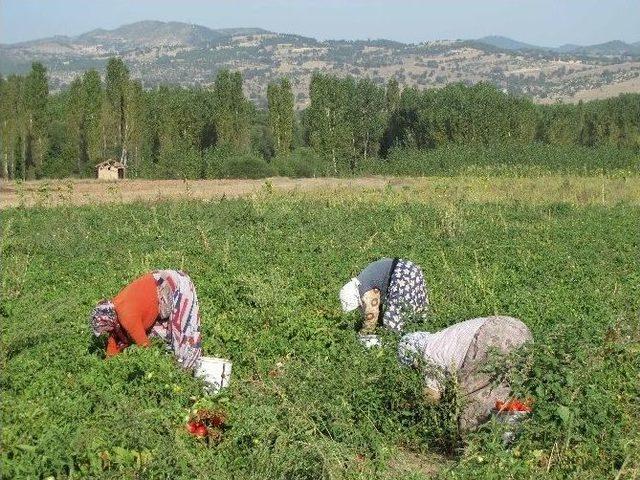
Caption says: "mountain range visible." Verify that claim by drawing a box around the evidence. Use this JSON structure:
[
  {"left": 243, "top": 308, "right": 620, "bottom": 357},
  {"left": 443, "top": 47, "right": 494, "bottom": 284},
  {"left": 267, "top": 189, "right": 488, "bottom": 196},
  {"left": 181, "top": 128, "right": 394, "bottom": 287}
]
[
  {"left": 475, "top": 35, "right": 640, "bottom": 56},
  {"left": 2, "top": 21, "right": 639, "bottom": 106}
]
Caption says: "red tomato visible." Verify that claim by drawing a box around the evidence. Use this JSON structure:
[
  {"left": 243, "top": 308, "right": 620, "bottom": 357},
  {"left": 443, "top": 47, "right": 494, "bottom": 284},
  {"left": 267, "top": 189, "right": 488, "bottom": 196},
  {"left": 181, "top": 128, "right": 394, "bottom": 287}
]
[
  {"left": 186, "top": 421, "right": 199, "bottom": 434},
  {"left": 194, "top": 424, "right": 208, "bottom": 437},
  {"left": 495, "top": 399, "right": 532, "bottom": 413}
]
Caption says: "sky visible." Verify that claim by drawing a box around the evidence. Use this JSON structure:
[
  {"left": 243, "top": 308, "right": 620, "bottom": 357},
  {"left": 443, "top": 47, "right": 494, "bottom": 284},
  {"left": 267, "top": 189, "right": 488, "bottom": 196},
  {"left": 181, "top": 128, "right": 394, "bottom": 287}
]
[{"left": 1, "top": 0, "right": 639, "bottom": 46}]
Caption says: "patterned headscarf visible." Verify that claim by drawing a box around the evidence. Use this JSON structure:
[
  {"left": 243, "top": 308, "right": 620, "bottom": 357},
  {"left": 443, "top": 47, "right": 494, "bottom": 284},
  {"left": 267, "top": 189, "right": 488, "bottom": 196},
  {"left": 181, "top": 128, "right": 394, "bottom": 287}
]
[{"left": 90, "top": 299, "right": 118, "bottom": 336}]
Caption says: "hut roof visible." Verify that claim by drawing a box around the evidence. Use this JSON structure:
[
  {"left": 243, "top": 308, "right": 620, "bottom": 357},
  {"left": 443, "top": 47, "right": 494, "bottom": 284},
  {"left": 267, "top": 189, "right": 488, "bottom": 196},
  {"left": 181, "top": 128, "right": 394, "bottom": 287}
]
[{"left": 95, "top": 160, "right": 126, "bottom": 170}]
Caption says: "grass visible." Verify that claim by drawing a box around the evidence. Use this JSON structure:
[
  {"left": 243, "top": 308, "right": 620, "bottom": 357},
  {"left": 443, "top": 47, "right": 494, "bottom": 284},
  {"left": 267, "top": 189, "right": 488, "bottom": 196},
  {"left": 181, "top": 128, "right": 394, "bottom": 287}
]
[
  {"left": 1, "top": 178, "right": 639, "bottom": 479},
  {"left": 3, "top": 174, "right": 640, "bottom": 209}
]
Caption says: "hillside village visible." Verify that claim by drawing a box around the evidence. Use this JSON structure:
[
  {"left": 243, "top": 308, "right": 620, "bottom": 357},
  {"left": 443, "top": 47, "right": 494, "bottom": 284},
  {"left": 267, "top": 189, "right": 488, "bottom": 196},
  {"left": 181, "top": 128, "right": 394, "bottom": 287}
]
[{"left": 2, "top": 21, "right": 639, "bottom": 107}]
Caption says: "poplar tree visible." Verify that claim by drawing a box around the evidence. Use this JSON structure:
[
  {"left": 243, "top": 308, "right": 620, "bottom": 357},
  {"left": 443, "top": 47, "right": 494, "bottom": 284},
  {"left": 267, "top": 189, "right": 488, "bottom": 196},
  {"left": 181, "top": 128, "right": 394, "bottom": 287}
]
[
  {"left": 8, "top": 75, "right": 27, "bottom": 179},
  {"left": 0, "top": 76, "right": 8, "bottom": 178},
  {"left": 82, "top": 69, "right": 104, "bottom": 166},
  {"left": 105, "top": 58, "right": 130, "bottom": 163},
  {"left": 24, "top": 62, "right": 49, "bottom": 177},
  {"left": 306, "top": 73, "right": 352, "bottom": 173},
  {"left": 213, "top": 70, "right": 250, "bottom": 151},
  {"left": 124, "top": 80, "right": 145, "bottom": 174},
  {"left": 351, "top": 78, "right": 385, "bottom": 165},
  {"left": 267, "top": 78, "right": 294, "bottom": 156},
  {"left": 65, "top": 77, "right": 87, "bottom": 173},
  {"left": 385, "top": 78, "right": 400, "bottom": 114},
  {"left": 151, "top": 86, "right": 207, "bottom": 179},
  {"left": 0, "top": 75, "right": 20, "bottom": 179}
]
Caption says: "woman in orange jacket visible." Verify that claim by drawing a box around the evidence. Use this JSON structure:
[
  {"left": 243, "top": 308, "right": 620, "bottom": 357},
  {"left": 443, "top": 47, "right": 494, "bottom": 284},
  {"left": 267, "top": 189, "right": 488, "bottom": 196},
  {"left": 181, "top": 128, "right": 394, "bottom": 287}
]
[{"left": 90, "top": 269, "right": 202, "bottom": 369}]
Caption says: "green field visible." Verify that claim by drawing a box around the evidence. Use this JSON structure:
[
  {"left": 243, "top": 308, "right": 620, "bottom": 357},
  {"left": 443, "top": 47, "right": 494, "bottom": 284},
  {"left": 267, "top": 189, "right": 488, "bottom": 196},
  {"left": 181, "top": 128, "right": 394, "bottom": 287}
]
[{"left": 1, "top": 179, "right": 639, "bottom": 479}]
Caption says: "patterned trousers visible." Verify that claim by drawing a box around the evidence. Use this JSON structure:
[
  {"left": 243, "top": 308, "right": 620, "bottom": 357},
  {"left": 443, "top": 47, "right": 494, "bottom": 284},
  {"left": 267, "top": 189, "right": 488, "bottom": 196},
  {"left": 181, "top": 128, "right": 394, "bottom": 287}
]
[{"left": 151, "top": 270, "right": 202, "bottom": 370}]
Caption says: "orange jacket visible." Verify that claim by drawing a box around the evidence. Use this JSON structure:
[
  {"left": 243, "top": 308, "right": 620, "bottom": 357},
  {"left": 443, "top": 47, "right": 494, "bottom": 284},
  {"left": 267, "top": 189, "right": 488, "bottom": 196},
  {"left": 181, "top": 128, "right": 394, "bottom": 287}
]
[{"left": 106, "top": 273, "right": 160, "bottom": 357}]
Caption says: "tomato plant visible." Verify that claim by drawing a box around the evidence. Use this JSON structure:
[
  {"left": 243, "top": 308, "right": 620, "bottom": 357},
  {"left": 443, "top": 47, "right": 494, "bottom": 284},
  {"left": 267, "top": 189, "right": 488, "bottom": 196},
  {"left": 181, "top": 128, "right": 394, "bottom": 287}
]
[{"left": 1, "top": 183, "right": 638, "bottom": 478}]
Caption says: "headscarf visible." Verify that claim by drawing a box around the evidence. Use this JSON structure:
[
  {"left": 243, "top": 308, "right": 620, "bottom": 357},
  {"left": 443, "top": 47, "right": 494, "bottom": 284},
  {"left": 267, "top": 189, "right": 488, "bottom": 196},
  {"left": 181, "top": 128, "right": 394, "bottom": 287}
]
[
  {"left": 339, "top": 278, "right": 361, "bottom": 312},
  {"left": 90, "top": 299, "right": 118, "bottom": 336}
]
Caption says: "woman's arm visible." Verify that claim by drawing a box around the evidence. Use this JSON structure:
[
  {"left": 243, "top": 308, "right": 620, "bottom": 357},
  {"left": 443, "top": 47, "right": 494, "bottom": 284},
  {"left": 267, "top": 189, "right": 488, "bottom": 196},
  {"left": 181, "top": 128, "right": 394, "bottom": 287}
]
[
  {"left": 114, "top": 303, "right": 150, "bottom": 348},
  {"left": 105, "top": 325, "right": 130, "bottom": 357},
  {"left": 106, "top": 335, "right": 124, "bottom": 357},
  {"left": 120, "top": 315, "right": 150, "bottom": 347}
]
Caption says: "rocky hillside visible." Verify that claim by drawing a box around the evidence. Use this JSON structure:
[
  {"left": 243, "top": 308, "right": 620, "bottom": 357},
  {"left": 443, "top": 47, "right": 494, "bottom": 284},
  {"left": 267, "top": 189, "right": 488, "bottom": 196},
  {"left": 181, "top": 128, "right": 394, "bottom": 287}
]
[{"left": 2, "top": 20, "right": 639, "bottom": 106}]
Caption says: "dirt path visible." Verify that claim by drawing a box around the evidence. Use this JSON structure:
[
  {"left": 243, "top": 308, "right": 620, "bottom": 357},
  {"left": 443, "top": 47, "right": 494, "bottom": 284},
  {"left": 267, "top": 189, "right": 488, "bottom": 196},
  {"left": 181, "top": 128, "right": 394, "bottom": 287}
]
[
  {"left": 1, "top": 176, "right": 638, "bottom": 209},
  {"left": 0, "top": 177, "right": 400, "bottom": 208}
]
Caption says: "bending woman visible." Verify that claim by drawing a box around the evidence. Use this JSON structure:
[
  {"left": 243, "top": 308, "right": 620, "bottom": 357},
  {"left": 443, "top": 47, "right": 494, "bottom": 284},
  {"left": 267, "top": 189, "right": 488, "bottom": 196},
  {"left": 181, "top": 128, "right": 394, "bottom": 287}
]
[
  {"left": 398, "top": 316, "right": 533, "bottom": 431},
  {"left": 90, "top": 269, "right": 202, "bottom": 370},
  {"left": 339, "top": 257, "right": 428, "bottom": 334}
]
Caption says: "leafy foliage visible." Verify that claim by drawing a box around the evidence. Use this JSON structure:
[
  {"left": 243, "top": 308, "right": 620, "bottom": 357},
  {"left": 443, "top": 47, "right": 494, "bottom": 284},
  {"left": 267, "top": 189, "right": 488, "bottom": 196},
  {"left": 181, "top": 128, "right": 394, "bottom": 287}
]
[
  {"left": 362, "top": 143, "right": 640, "bottom": 176},
  {"left": 2, "top": 60, "right": 638, "bottom": 180},
  {"left": 1, "top": 188, "right": 638, "bottom": 478},
  {"left": 267, "top": 78, "right": 295, "bottom": 157}
]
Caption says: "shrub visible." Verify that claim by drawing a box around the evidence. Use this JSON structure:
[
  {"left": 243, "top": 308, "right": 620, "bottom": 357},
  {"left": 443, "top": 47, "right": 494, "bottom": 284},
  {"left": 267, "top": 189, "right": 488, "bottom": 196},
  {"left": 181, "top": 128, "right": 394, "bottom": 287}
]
[
  {"left": 204, "top": 147, "right": 277, "bottom": 179},
  {"left": 154, "top": 142, "right": 203, "bottom": 179},
  {"left": 271, "top": 148, "right": 329, "bottom": 178}
]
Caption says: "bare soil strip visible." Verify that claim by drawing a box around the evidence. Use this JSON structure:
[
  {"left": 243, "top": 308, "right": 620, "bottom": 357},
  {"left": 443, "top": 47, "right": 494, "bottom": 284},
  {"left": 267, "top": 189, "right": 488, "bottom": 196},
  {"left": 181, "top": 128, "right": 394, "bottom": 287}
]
[{"left": 1, "top": 176, "right": 638, "bottom": 209}]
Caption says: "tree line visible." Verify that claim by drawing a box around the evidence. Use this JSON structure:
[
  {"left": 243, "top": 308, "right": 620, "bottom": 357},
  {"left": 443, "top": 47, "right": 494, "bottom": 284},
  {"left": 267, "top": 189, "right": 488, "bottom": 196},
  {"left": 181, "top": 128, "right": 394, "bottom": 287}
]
[{"left": 1, "top": 59, "right": 638, "bottom": 179}]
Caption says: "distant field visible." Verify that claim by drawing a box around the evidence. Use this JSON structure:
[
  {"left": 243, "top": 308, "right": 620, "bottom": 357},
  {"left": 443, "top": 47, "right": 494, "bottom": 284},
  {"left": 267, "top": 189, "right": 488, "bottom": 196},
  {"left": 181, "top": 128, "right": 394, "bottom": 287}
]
[
  {"left": 2, "top": 175, "right": 640, "bottom": 209},
  {"left": 551, "top": 76, "right": 640, "bottom": 103},
  {"left": 2, "top": 178, "right": 639, "bottom": 478}
]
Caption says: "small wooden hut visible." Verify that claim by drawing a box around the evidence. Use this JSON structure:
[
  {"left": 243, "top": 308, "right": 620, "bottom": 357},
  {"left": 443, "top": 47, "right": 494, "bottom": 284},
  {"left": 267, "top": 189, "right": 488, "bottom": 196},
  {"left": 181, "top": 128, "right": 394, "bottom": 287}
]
[{"left": 96, "top": 160, "right": 126, "bottom": 180}]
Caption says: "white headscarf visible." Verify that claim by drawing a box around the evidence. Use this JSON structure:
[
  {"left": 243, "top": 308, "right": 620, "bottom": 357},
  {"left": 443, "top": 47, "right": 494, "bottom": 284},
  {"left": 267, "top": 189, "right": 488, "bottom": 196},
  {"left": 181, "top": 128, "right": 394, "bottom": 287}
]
[{"left": 339, "top": 278, "right": 361, "bottom": 312}]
